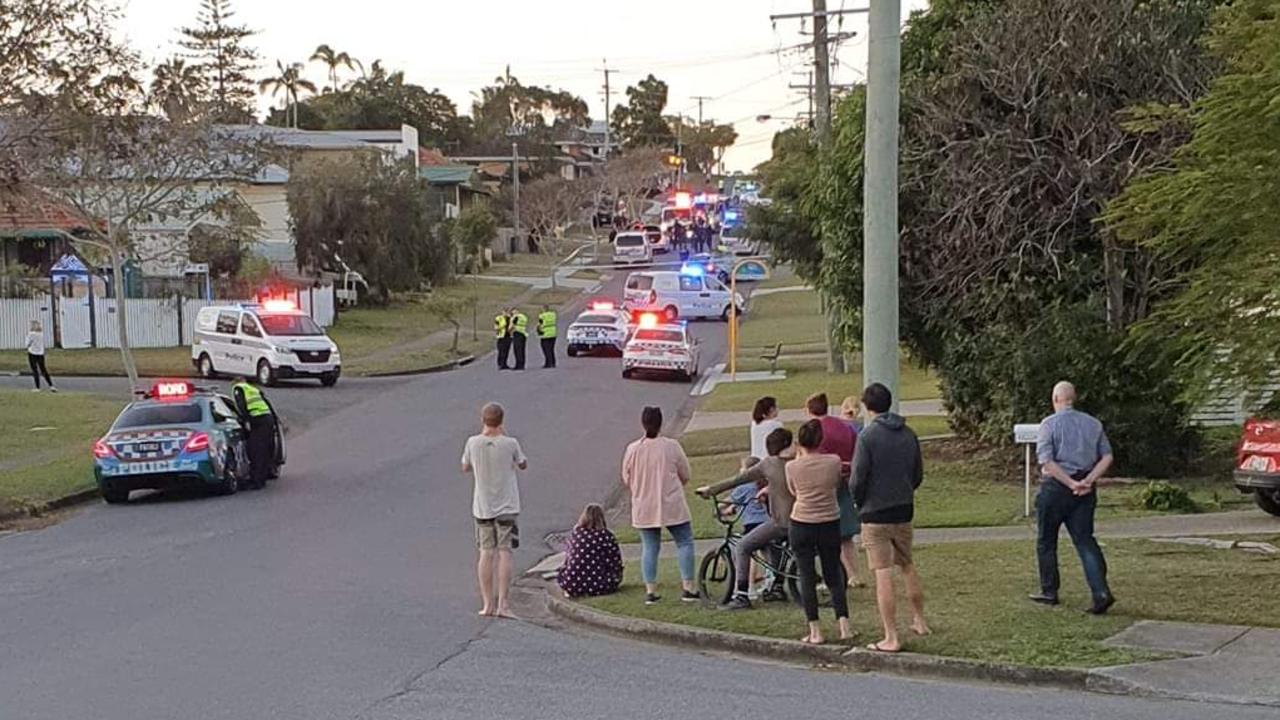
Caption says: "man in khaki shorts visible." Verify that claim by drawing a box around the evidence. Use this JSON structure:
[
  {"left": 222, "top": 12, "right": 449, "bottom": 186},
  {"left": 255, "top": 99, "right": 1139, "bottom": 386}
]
[
  {"left": 851, "top": 383, "right": 929, "bottom": 652},
  {"left": 461, "top": 402, "right": 527, "bottom": 618}
]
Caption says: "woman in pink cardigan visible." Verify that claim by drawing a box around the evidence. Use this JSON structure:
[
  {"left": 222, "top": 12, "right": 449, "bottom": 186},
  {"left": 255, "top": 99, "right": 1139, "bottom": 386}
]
[{"left": 621, "top": 406, "right": 698, "bottom": 605}]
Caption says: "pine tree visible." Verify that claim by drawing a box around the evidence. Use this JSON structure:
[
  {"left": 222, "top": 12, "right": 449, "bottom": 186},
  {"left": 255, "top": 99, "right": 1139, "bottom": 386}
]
[{"left": 179, "top": 0, "right": 259, "bottom": 122}]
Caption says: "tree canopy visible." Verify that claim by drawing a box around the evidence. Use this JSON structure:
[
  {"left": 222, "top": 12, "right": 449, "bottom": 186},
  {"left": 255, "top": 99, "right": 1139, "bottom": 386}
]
[
  {"left": 611, "top": 75, "right": 674, "bottom": 149},
  {"left": 178, "top": 0, "right": 259, "bottom": 123}
]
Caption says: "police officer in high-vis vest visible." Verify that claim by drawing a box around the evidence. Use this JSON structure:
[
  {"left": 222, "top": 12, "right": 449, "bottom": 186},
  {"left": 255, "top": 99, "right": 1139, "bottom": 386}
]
[
  {"left": 495, "top": 309, "right": 512, "bottom": 370},
  {"left": 233, "top": 379, "right": 276, "bottom": 490},
  {"left": 510, "top": 308, "right": 529, "bottom": 370},
  {"left": 537, "top": 304, "right": 558, "bottom": 369}
]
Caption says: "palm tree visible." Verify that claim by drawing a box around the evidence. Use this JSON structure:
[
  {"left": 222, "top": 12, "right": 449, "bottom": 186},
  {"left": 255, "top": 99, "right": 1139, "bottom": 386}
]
[
  {"left": 309, "top": 44, "right": 362, "bottom": 92},
  {"left": 259, "top": 60, "right": 317, "bottom": 128},
  {"left": 150, "top": 57, "right": 206, "bottom": 121}
]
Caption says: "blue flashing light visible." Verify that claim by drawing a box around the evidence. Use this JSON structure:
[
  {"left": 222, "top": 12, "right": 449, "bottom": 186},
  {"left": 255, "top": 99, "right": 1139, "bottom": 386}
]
[{"left": 680, "top": 263, "right": 704, "bottom": 277}]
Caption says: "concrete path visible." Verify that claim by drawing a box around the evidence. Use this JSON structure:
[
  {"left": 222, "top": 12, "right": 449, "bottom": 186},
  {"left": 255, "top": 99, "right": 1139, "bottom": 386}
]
[
  {"left": 482, "top": 273, "right": 602, "bottom": 290},
  {"left": 685, "top": 400, "right": 946, "bottom": 432},
  {"left": 752, "top": 284, "right": 811, "bottom": 297}
]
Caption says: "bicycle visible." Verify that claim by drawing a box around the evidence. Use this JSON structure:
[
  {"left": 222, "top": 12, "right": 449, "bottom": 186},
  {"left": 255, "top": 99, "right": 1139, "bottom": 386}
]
[{"left": 696, "top": 491, "right": 801, "bottom": 605}]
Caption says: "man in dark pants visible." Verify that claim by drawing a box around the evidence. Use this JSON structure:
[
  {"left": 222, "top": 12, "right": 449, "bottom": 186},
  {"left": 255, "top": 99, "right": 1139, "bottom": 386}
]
[
  {"left": 233, "top": 379, "right": 276, "bottom": 490},
  {"left": 536, "top": 304, "right": 557, "bottom": 369},
  {"left": 509, "top": 308, "right": 529, "bottom": 370},
  {"left": 494, "top": 310, "right": 511, "bottom": 370},
  {"left": 1031, "top": 381, "right": 1116, "bottom": 614}
]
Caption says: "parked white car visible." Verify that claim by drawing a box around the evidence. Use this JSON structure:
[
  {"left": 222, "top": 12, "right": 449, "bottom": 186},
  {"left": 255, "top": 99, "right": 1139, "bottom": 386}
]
[
  {"left": 622, "top": 268, "right": 745, "bottom": 322},
  {"left": 192, "top": 302, "right": 341, "bottom": 386},
  {"left": 612, "top": 232, "right": 653, "bottom": 266}
]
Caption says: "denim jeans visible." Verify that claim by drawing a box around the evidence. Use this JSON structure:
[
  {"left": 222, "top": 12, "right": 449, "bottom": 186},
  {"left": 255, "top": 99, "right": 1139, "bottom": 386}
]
[
  {"left": 1036, "top": 481, "right": 1110, "bottom": 602},
  {"left": 638, "top": 521, "right": 695, "bottom": 585}
]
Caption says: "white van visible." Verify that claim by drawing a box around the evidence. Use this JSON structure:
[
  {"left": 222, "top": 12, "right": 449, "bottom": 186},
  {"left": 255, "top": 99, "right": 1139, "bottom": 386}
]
[
  {"left": 623, "top": 270, "right": 746, "bottom": 322},
  {"left": 192, "top": 303, "right": 341, "bottom": 386},
  {"left": 613, "top": 232, "right": 653, "bottom": 266}
]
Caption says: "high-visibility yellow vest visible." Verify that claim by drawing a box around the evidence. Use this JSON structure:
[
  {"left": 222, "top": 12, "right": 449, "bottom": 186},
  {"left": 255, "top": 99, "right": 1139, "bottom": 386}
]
[
  {"left": 494, "top": 314, "right": 508, "bottom": 338},
  {"left": 537, "top": 310, "right": 557, "bottom": 339},
  {"left": 510, "top": 312, "right": 529, "bottom": 336},
  {"left": 235, "top": 382, "right": 270, "bottom": 417}
]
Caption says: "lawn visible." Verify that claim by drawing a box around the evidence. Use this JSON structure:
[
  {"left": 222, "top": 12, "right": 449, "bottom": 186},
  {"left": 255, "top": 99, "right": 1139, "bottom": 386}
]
[
  {"left": 0, "top": 388, "right": 125, "bottom": 512},
  {"left": 739, "top": 289, "right": 828, "bottom": 349},
  {"left": 579, "top": 534, "right": 1280, "bottom": 668},
  {"left": 702, "top": 363, "right": 941, "bottom": 412},
  {"left": 0, "top": 347, "right": 195, "bottom": 377},
  {"left": 485, "top": 242, "right": 592, "bottom": 278}
]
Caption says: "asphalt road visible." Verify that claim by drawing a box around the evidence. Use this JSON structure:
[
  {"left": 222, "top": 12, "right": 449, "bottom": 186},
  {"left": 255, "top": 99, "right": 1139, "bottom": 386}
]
[{"left": 0, "top": 273, "right": 1271, "bottom": 719}]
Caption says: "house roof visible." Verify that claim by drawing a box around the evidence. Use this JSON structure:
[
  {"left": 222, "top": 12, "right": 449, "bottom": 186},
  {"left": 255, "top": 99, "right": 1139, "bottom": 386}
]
[
  {"left": 418, "top": 147, "right": 450, "bottom": 167},
  {"left": 0, "top": 184, "right": 93, "bottom": 237},
  {"left": 217, "top": 124, "right": 377, "bottom": 151},
  {"left": 420, "top": 165, "right": 476, "bottom": 185},
  {"left": 327, "top": 129, "right": 406, "bottom": 143}
]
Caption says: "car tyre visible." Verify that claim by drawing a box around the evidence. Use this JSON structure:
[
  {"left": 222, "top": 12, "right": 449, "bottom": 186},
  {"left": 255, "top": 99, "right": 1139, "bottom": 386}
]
[
  {"left": 101, "top": 485, "right": 129, "bottom": 504},
  {"left": 214, "top": 451, "right": 240, "bottom": 496},
  {"left": 1255, "top": 489, "right": 1280, "bottom": 517},
  {"left": 256, "top": 360, "right": 276, "bottom": 387},
  {"left": 198, "top": 353, "right": 217, "bottom": 379},
  {"left": 320, "top": 371, "right": 339, "bottom": 387},
  {"left": 622, "top": 368, "right": 634, "bottom": 379},
  {"left": 663, "top": 305, "right": 679, "bottom": 322},
  {"left": 567, "top": 346, "right": 578, "bottom": 358}
]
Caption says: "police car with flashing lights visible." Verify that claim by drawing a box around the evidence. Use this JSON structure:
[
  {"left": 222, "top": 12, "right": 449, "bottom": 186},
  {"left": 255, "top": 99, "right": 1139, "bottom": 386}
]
[
  {"left": 623, "top": 266, "right": 746, "bottom": 322},
  {"left": 192, "top": 301, "right": 341, "bottom": 387},
  {"left": 621, "top": 316, "right": 701, "bottom": 382},
  {"left": 566, "top": 301, "right": 633, "bottom": 357},
  {"left": 92, "top": 381, "right": 285, "bottom": 504}
]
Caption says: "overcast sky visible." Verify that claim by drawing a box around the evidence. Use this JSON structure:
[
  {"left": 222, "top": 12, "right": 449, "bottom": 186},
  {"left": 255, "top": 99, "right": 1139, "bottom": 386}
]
[{"left": 119, "top": 0, "right": 928, "bottom": 172}]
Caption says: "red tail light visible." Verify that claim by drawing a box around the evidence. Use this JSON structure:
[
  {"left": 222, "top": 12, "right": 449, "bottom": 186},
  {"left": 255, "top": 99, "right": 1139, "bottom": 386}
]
[
  {"left": 184, "top": 432, "right": 210, "bottom": 453},
  {"left": 93, "top": 439, "right": 115, "bottom": 459}
]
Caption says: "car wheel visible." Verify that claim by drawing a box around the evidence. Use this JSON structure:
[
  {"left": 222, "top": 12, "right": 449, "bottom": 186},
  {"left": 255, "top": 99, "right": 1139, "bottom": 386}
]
[
  {"left": 622, "top": 368, "right": 634, "bottom": 379},
  {"left": 567, "top": 346, "right": 578, "bottom": 358},
  {"left": 214, "top": 451, "right": 239, "bottom": 496},
  {"left": 101, "top": 485, "right": 129, "bottom": 504},
  {"left": 320, "top": 371, "right": 338, "bottom": 387},
  {"left": 1255, "top": 489, "right": 1280, "bottom": 517},
  {"left": 198, "top": 354, "right": 217, "bottom": 379},
  {"left": 256, "top": 360, "right": 276, "bottom": 387},
  {"left": 663, "top": 305, "right": 679, "bottom": 322}
]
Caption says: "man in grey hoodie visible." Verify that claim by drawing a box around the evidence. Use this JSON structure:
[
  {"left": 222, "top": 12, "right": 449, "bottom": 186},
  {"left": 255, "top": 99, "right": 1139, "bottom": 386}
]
[{"left": 852, "top": 382, "right": 929, "bottom": 652}]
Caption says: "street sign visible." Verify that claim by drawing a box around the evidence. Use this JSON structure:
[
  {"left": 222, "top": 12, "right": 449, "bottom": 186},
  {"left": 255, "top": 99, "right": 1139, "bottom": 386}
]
[{"left": 1013, "top": 423, "right": 1041, "bottom": 516}]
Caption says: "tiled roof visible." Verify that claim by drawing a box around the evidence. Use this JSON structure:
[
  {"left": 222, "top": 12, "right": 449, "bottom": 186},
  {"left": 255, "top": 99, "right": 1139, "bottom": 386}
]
[{"left": 0, "top": 184, "right": 94, "bottom": 236}]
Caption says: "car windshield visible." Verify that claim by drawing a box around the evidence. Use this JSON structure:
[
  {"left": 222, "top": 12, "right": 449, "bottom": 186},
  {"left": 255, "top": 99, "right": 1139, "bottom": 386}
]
[
  {"left": 616, "top": 235, "right": 645, "bottom": 247},
  {"left": 576, "top": 314, "right": 616, "bottom": 324},
  {"left": 259, "top": 314, "right": 324, "bottom": 336},
  {"left": 634, "top": 329, "right": 684, "bottom": 343},
  {"left": 114, "top": 403, "right": 202, "bottom": 429}
]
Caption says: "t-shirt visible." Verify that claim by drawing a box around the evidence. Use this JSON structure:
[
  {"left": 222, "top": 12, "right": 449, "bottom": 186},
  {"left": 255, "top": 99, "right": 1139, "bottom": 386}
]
[
  {"left": 786, "top": 453, "right": 843, "bottom": 524},
  {"left": 26, "top": 331, "right": 44, "bottom": 356},
  {"left": 730, "top": 481, "right": 769, "bottom": 526},
  {"left": 461, "top": 433, "right": 526, "bottom": 519},
  {"left": 749, "top": 418, "right": 784, "bottom": 459},
  {"left": 816, "top": 415, "right": 856, "bottom": 464}
]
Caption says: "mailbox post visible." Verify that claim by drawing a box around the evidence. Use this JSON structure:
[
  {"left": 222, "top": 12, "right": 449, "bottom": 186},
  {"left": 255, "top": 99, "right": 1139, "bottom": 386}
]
[{"left": 1013, "top": 423, "right": 1041, "bottom": 517}]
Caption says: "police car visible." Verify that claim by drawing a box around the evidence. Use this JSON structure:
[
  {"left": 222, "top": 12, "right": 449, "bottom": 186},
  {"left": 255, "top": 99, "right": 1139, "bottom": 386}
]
[
  {"left": 566, "top": 301, "right": 633, "bottom": 357},
  {"left": 193, "top": 301, "right": 341, "bottom": 387},
  {"left": 621, "top": 315, "right": 701, "bottom": 382},
  {"left": 92, "top": 381, "right": 285, "bottom": 504}
]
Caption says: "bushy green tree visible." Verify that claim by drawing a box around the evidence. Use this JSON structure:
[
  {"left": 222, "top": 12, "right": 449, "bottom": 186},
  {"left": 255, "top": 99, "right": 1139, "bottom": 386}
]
[
  {"left": 612, "top": 75, "right": 675, "bottom": 149},
  {"left": 451, "top": 203, "right": 498, "bottom": 272}
]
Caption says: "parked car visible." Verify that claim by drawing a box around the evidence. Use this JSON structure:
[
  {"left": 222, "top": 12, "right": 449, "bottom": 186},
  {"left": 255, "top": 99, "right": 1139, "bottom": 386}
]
[
  {"left": 1234, "top": 418, "right": 1280, "bottom": 516},
  {"left": 623, "top": 267, "right": 745, "bottom": 322},
  {"left": 193, "top": 302, "right": 341, "bottom": 386},
  {"left": 612, "top": 232, "right": 653, "bottom": 266}
]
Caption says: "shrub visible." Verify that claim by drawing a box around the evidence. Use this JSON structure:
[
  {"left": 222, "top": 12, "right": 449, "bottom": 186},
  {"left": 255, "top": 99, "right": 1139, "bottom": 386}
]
[{"left": 1134, "top": 481, "right": 1199, "bottom": 514}]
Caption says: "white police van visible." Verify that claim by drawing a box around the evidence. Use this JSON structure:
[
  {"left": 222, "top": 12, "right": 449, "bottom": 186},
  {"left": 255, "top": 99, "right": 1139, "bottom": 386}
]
[
  {"left": 622, "top": 267, "right": 745, "bottom": 322},
  {"left": 192, "top": 302, "right": 341, "bottom": 386}
]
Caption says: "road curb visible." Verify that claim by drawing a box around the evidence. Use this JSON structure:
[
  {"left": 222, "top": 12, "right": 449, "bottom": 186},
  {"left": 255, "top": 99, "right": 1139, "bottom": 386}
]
[
  {"left": 0, "top": 487, "right": 100, "bottom": 525},
  {"left": 364, "top": 355, "right": 476, "bottom": 378},
  {"left": 547, "top": 589, "right": 1096, "bottom": 692}
]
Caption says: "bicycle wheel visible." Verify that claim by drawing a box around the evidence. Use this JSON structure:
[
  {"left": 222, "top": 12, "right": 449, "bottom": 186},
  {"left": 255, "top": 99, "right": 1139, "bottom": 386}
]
[
  {"left": 698, "top": 545, "right": 736, "bottom": 605},
  {"left": 781, "top": 550, "right": 803, "bottom": 606}
]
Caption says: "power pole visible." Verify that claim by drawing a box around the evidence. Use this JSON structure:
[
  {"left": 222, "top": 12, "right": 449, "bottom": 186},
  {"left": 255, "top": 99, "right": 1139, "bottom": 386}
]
[
  {"left": 598, "top": 60, "right": 618, "bottom": 158},
  {"left": 512, "top": 142, "right": 522, "bottom": 253},
  {"left": 690, "top": 95, "right": 712, "bottom": 127},
  {"left": 862, "top": 0, "right": 901, "bottom": 409}
]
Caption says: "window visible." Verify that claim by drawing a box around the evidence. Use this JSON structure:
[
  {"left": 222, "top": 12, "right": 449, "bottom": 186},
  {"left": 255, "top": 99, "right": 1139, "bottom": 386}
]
[
  {"left": 679, "top": 276, "right": 703, "bottom": 292},
  {"left": 259, "top": 314, "right": 324, "bottom": 336},
  {"left": 615, "top": 234, "right": 644, "bottom": 247},
  {"left": 210, "top": 397, "right": 239, "bottom": 423},
  {"left": 196, "top": 310, "right": 218, "bottom": 332},
  {"left": 705, "top": 277, "right": 726, "bottom": 292},
  {"left": 215, "top": 311, "right": 240, "bottom": 335},
  {"left": 634, "top": 329, "right": 684, "bottom": 343},
  {"left": 626, "top": 275, "right": 653, "bottom": 291},
  {"left": 240, "top": 314, "right": 262, "bottom": 338},
  {"left": 114, "top": 403, "right": 202, "bottom": 429},
  {"left": 577, "top": 314, "right": 616, "bottom": 325}
]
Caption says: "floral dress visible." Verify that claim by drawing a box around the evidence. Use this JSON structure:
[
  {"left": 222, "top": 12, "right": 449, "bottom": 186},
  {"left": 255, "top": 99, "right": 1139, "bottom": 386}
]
[{"left": 557, "top": 527, "right": 623, "bottom": 598}]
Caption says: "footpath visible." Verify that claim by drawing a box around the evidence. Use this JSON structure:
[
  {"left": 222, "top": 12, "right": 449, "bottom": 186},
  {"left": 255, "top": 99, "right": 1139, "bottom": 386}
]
[{"left": 527, "top": 509, "right": 1280, "bottom": 708}]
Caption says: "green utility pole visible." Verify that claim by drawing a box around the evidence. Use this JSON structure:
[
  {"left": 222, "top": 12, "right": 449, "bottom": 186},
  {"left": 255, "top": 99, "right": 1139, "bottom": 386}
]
[{"left": 862, "top": 0, "right": 902, "bottom": 410}]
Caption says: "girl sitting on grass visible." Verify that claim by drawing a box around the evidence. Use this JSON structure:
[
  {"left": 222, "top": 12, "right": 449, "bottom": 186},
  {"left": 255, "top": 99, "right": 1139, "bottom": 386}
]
[{"left": 557, "top": 504, "right": 623, "bottom": 598}]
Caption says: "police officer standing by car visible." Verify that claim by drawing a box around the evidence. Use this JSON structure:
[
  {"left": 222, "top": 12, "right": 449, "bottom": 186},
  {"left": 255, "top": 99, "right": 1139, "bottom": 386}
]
[
  {"left": 510, "top": 307, "right": 529, "bottom": 370},
  {"left": 537, "top": 304, "right": 558, "bottom": 369},
  {"left": 233, "top": 378, "right": 276, "bottom": 490},
  {"left": 495, "top": 309, "right": 512, "bottom": 370}
]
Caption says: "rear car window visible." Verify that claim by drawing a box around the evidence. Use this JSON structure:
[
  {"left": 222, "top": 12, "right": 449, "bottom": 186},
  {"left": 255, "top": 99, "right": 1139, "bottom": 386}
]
[
  {"left": 626, "top": 275, "right": 654, "bottom": 291},
  {"left": 616, "top": 234, "right": 645, "bottom": 247},
  {"left": 576, "top": 314, "right": 616, "bottom": 324},
  {"left": 634, "top": 329, "right": 684, "bottom": 343},
  {"left": 114, "top": 403, "right": 203, "bottom": 429},
  {"left": 679, "top": 276, "right": 702, "bottom": 292}
]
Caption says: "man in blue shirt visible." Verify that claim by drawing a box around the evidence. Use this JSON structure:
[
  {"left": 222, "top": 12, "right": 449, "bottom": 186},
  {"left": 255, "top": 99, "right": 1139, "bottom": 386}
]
[{"left": 1031, "top": 381, "right": 1116, "bottom": 614}]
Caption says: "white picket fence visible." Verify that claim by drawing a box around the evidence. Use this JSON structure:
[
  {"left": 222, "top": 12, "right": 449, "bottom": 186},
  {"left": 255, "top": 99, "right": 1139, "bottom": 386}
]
[{"left": 0, "top": 285, "right": 335, "bottom": 350}]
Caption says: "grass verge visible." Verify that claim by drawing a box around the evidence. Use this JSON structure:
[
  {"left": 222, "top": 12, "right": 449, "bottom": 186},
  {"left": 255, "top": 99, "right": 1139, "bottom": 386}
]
[
  {"left": 702, "top": 362, "right": 940, "bottom": 412},
  {"left": 0, "top": 388, "right": 123, "bottom": 512},
  {"left": 0, "top": 347, "right": 195, "bottom": 377},
  {"left": 579, "top": 534, "right": 1280, "bottom": 668}
]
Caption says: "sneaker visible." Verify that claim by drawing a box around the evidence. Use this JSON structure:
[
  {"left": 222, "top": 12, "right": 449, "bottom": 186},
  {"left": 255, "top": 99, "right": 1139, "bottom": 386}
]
[
  {"left": 644, "top": 593, "right": 661, "bottom": 605},
  {"left": 761, "top": 587, "right": 788, "bottom": 603},
  {"left": 49, "top": 386, "right": 58, "bottom": 393},
  {"left": 680, "top": 590, "right": 701, "bottom": 603},
  {"left": 31, "top": 388, "right": 40, "bottom": 392},
  {"left": 1086, "top": 594, "right": 1116, "bottom": 615},
  {"left": 719, "top": 594, "right": 752, "bottom": 611}
]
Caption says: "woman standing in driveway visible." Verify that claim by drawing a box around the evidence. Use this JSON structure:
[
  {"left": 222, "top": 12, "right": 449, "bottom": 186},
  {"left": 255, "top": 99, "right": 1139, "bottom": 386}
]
[{"left": 26, "top": 320, "right": 56, "bottom": 392}]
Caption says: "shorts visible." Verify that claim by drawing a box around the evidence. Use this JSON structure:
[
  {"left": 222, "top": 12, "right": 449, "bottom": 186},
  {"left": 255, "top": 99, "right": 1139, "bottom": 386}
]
[
  {"left": 862, "top": 522, "right": 913, "bottom": 570},
  {"left": 475, "top": 515, "right": 519, "bottom": 550}
]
